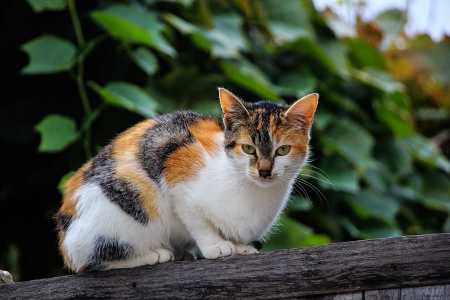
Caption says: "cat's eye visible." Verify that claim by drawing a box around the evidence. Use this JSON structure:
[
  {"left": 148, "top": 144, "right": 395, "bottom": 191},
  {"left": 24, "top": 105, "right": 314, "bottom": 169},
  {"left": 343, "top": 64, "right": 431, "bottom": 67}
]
[
  {"left": 276, "top": 145, "right": 291, "bottom": 156},
  {"left": 242, "top": 144, "right": 256, "bottom": 155}
]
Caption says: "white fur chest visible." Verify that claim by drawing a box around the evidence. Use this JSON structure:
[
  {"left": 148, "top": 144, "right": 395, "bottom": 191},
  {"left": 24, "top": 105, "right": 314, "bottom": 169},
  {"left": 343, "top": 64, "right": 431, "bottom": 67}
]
[{"left": 170, "top": 149, "right": 293, "bottom": 244}]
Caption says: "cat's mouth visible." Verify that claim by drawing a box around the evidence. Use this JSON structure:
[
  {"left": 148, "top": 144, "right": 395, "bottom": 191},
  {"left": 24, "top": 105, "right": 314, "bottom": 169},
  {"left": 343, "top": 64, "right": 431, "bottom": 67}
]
[{"left": 254, "top": 175, "right": 277, "bottom": 186}]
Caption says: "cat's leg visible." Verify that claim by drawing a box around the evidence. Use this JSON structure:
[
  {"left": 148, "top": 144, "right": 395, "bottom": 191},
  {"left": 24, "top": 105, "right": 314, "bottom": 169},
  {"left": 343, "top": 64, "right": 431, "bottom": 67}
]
[
  {"left": 235, "top": 243, "right": 259, "bottom": 255},
  {"left": 105, "top": 247, "right": 175, "bottom": 270},
  {"left": 175, "top": 211, "right": 236, "bottom": 259}
]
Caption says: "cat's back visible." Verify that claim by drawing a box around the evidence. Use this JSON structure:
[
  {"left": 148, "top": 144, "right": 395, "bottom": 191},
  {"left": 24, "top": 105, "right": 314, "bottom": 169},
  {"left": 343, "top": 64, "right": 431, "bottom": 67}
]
[{"left": 62, "top": 110, "right": 224, "bottom": 203}]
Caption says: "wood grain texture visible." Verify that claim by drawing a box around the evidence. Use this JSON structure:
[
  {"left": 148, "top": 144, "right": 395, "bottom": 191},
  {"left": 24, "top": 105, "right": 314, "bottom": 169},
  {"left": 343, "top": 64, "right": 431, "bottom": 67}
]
[
  {"left": 401, "top": 284, "right": 450, "bottom": 299},
  {"left": 300, "top": 292, "right": 362, "bottom": 300},
  {"left": 1, "top": 234, "right": 450, "bottom": 299},
  {"left": 365, "top": 288, "right": 401, "bottom": 300}
]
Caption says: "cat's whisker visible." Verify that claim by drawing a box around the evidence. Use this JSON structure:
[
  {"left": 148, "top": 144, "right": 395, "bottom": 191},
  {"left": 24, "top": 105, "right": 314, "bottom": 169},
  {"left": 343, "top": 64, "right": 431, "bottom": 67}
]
[
  {"left": 292, "top": 184, "right": 313, "bottom": 208},
  {"left": 279, "top": 176, "right": 313, "bottom": 207},
  {"left": 307, "top": 164, "right": 330, "bottom": 178},
  {"left": 300, "top": 173, "right": 336, "bottom": 191},
  {"left": 296, "top": 179, "right": 329, "bottom": 207}
]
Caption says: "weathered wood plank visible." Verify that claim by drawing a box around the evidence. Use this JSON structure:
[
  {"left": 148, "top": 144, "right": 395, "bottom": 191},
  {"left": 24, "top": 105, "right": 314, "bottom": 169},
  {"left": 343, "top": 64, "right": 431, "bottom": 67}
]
[
  {"left": 401, "top": 284, "right": 450, "bottom": 299},
  {"left": 301, "top": 292, "right": 362, "bottom": 300},
  {"left": 1, "top": 234, "right": 450, "bottom": 299},
  {"left": 364, "top": 284, "right": 450, "bottom": 300},
  {"left": 365, "top": 288, "right": 401, "bottom": 300}
]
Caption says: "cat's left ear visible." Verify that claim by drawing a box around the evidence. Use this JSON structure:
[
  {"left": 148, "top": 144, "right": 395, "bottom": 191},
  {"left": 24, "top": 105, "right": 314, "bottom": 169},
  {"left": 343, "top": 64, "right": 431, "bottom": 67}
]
[
  {"left": 219, "top": 88, "right": 250, "bottom": 129},
  {"left": 285, "top": 93, "right": 318, "bottom": 130}
]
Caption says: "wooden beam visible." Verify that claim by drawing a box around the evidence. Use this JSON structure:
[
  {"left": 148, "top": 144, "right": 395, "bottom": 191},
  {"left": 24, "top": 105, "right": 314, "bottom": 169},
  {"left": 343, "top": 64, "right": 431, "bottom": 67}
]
[{"left": 2, "top": 234, "right": 450, "bottom": 299}]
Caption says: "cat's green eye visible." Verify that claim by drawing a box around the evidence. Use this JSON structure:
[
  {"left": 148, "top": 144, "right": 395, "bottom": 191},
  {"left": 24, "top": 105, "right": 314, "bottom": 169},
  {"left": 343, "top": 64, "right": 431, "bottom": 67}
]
[
  {"left": 242, "top": 144, "right": 256, "bottom": 155},
  {"left": 276, "top": 145, "right": 291, "bottom": 156}
]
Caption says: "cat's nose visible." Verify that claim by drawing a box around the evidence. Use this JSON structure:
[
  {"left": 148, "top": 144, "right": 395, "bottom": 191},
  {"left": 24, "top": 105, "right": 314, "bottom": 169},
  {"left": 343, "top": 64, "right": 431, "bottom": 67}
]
[{"left": 259, "top": 170, "right": 271, "bottom": 178}]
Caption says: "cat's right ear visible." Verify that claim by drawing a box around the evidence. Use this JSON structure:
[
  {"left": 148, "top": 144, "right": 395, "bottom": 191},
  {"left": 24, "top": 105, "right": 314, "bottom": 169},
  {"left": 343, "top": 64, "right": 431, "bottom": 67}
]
[{"left": 219, "top": 88, "right": 249, "bottom": 129}]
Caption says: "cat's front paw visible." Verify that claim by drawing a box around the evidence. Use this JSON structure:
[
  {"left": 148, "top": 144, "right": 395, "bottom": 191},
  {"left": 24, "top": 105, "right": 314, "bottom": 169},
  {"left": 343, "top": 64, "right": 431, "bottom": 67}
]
[
  {"left": 141, "top": 248, "right": 175, "bottom": 265},
  {"left": 202, "top": 241, "right": 236, "bottom": 259},
  {"left": 154, "top": 248, "right": 175, "bottom": 263},
  {"left": 235, "top": 244, "right": 259, "bottom": 255}
]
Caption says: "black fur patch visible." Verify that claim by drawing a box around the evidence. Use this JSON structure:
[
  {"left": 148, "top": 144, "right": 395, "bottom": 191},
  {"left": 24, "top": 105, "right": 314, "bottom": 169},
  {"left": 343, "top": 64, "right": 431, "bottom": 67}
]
[
  {"left": 54, "top": 211, "right": 73, "bottom": 232},
  {"left": 249, "top": 240, "right": 263, "bottom": 251},
  {"left": 225, "top": 140, "right": 236, "bottom": 150},
  {"left": 83, "top": 235, "right": 134, "bottom": 272},
  {"left": 139, "top": 111, "right": 220, "bottom": 185},
  {"left": 84, "top": 145, "right": 149, "bottom": 225}
]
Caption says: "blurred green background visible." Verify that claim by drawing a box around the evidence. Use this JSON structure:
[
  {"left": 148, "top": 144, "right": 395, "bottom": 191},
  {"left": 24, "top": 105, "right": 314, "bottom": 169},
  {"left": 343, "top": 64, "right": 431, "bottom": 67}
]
[{"left": 1, "top": 0, "right": 449, "bottom": 281}]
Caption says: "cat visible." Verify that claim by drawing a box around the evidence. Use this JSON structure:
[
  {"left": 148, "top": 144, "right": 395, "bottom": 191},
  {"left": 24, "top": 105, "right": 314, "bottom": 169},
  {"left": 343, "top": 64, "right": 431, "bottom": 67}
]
[{"left": 55, "top": 88, "right": 318, "bottom": 273}]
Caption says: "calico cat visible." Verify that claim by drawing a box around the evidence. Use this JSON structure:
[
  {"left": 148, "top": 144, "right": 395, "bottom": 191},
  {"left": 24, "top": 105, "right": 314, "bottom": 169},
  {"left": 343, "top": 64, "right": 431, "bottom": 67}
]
[{"left": 55, "top": 88, "right": 318, "bottom": 273}]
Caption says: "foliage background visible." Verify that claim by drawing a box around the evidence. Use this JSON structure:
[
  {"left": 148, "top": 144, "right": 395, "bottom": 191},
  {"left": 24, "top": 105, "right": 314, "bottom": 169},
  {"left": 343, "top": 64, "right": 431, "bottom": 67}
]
[{"left": 1, "top": 0, "right": 449, "bottom": 281}]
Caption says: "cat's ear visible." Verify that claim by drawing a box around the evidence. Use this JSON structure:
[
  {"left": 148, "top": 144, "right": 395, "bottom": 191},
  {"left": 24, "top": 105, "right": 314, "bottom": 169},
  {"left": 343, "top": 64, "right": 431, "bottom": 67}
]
[
  {"left": 285, "top": 93, "right": 318, "bottom": 131},
  {"left": 219, "top": 88, "right": 249, "bottom": 129}
]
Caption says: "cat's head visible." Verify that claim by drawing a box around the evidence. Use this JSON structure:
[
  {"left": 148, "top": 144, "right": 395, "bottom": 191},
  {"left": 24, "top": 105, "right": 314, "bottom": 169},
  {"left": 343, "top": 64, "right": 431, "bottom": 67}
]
[{"left": 219, "top": 88, "right": 318, "bottom": 187}]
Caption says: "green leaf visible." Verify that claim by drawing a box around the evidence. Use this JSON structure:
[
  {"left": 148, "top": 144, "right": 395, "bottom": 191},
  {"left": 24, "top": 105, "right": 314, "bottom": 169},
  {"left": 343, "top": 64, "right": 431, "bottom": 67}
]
[
  {"left": 375, "top": 9, "right": 406, "bottom": 50},
  {"left": 293, "top": 38, "right": 338, "bottom": 76},
  {"left": 91, "top": 5, "right": 175, "bottom": 56},
  {"left": 258, "top": 0, "right": 313, "bottom": 42},
  {"left": 353, "top": 68, "right": 403, "bottom": 93},
  {"left": 220, "top": 60, "right": 280, "bottom": 102},
  {"left": 209, "top": 13, "right": 247, "bottom": 58},
  {"left": 165, "top": 14, "right": 212, "bottom": 52},
  {"left": 347, "top": 39, "right": 386, "bottom": 70},
  {"left": 346, "top": 189, "right": 400, "bottom": 222},
  {"left": 340, "top": 217, "right": 402, "bottom": 239},
  {"left": 262, "top": 215, "right": 329, "bottom": 252},
  {"left": 164, "top": 14, "right": 197, "bottom": 34},
  {"left": 276, "top": 70, "right": 316, "bottom": 98},
  {"left": 374, "top": 92, "right": 415, "bottom": 137},
  {"left": 35, "top": 114, "right": 78, "bottom": 152},
  {"left": 361, "top": 225, "right": 402, "bottom": 239},
  {"left": 313, "top": 109, "right": 334, "bottom": 131},
  {"left": 25, "top": 0, "right": 66, "bottom": 13},
  {"left": 403, "top": 135, "right": 450, "bottom": 173},
  {"left": 363, "top": 167, "right": 390, "bottom": 192},
  {"left": 322, "top": 9, "right": 356, "bottom": 38},
  {"left": 89, "top": 81, "right": 160, "bottom": 118},
  {"left": 374, "top": 137, "right": 412, "bottom": 178},
  {"left": 21, "top": 35, "right": 76, "bottom": 74},
  {"left": 419, "top": 171, "right": 450, "bottom": 212},
  {"left": 321, "top": 118, "right": 375, "bottom": 170},
  {"left": 320, "top": 40, "right": 350, "bottom": 77},
  {"left": 165, "top": 13, "right": 245, "bottom": 58},
  {"left": 318, "top": 155, "right": 359, "bottom": 193},
  {"left": 133, "top": 47, "right": 158, "bottom": 75}
]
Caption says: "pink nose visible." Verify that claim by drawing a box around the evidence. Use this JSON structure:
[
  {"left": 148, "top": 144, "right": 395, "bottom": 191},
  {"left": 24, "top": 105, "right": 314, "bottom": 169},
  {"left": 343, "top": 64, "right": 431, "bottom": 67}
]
[{"left": 259, "top": 170, "right": 271, "bottom": 178}]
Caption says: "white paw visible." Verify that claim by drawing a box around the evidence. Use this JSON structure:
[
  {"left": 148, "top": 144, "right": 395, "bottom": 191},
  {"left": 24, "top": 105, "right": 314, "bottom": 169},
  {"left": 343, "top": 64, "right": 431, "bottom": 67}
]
[
  {"left": 202, "top": 241, "right": 236, "bottom": 259},
  {"left": 140, "top": 248, "right": 174, "bottom": 265},
  {"left": 141, "top": 251, "right": 160, "bottom": 265},
  {"left": 154, "top": 248, "right": 175, "bottom": 263},
  {"left": 235, "top": 244, "right": 259, "bottom": 255}
]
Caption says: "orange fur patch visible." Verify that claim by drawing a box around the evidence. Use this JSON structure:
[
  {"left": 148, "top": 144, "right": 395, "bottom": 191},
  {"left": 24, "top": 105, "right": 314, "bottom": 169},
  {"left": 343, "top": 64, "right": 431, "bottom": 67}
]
[
  {"left": 59, "top": 162, "right": 92, "bottom": 271},
  {"left": 61, "top": 162, "right": 91, "bottom": 219},
  {"left": 59, "top": 240, "right": 74, "bottom": 271},
  {"left": 111, "top": 119, "right": 161, "bottom": 221},
  {"left": 282, "top": 127, "right": 309, "bottom": 159},
  {"left": 164, "top": 143, "right": 206, "bottom": 187},
  {"left": 189, "top": 119, "right": 223, "bottom": 155},
  {"left": 113, "top": 119, "right": 155, "bottom": 156}
]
